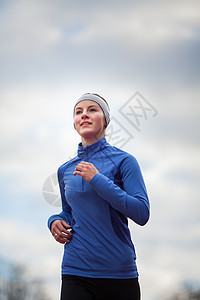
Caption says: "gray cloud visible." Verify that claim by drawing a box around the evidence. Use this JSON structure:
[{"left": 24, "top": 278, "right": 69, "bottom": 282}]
[
  {"left": 0, "top": 0, "right": 199, "bottom": 87},
  {"left": 0, "top": 0, "right": 200, "bottom": 299}
]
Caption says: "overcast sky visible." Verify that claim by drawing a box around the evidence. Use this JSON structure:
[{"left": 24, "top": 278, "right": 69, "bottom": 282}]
[{"left": 0, "top": 0, "right": 200, "bottom": 299}]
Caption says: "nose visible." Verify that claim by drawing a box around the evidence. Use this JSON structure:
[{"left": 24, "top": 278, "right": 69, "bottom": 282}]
[{"left": 81, "top": 110, "right": 89, "bottom": 119}]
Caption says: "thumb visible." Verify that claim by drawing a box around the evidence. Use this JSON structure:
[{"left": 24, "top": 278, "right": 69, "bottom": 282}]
[{"left": 61, "top": 220, "right": 71, "bottom": 229}]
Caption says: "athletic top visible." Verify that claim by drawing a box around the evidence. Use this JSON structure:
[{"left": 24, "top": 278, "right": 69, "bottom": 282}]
[{"left": 48, "top": 137, "right": 150, "bottom": 279}]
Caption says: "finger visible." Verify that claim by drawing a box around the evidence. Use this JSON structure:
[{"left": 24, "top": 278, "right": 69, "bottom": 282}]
[
  {"left": 80, "top": 162, "right": 93, "bottom": 168},
  {"left": 58, "top": 228, "right": 72, "bottom": 239},
  {"left": 74, "top": 165, "right": 90, "bottom": 175},
  {"left": 74, "top": 166, "right": 82, "bottom": 174},
  {"left": 52, "top": 222, "right": 72, "bottom": 238},
  {"left": 55, "top": 235, "right": 69, "bottom": 244},
  {"left": 53, "top": 230, "right": 72, "bottom": 242},
  {"left": 61, "top": 220, "right": 71, "bottom": 229},
  {"left": 79, "top": 162, "right": 96, "bottom": 171},
  {"left": 73, "top": 170, "right": 83, "bottom": 176},
  {"left": 61, "top": 220, "right": 72, "bottom": 236},
  {"left": 62, "top": 231, "right": 72, "bottom": 240},
  {"left": 59, "top": 234, "right": 71, "bottom": 244},
  {"left": 75, "top": 161, "right": 92, "bottom": 169},
  {"left": 54, "top": 230, "right": 72, "bottom": 239},
  {"left": 80, "top": 161, "right": 93, "bottom": 165},
  {"left": 56, "top": 221, "right": 72, "bottom": 235},
  {"left": 79, "top": 161, "right": 89, "bottom": 165},
  {"left": 75, "top": 164, "right": 85, "bottom": 171}
]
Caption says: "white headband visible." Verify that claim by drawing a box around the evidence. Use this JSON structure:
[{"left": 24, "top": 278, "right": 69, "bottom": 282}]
[{"left": 74, "top": 93, "right": 110, "bottom": 126}]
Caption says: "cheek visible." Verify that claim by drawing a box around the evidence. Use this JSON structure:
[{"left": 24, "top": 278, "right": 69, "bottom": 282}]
[
  {"left": 95, "top": 115, "right": 106, "bottom": 128},
  {"left": 74, "top": 116, "right": 79, "bottom": 126},
  {"left": 73, "top": 117, "right": 79, "bottom": 130}
]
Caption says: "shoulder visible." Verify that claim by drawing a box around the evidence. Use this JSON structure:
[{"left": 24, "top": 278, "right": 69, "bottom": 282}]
[
  {"left": 102, "top": 143, "right": 140, "bottom": 174},
  {"left": 104, "top": 143, "right": 138, "bottom": 164},
  {"left": 57, "top": 156, "right": 78, "bottom": 176}
]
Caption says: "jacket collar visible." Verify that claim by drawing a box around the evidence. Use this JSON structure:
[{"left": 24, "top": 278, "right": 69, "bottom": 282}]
[{"left": 77, "top": 137, "right": 108, "bottom": 157}]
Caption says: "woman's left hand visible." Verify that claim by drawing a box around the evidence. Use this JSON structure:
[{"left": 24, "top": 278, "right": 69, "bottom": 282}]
[{"left": 73, "top": 161, "right": 99, "bottom": 182}]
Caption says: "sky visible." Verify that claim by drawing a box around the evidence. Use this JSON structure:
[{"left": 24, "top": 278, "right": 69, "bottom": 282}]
[{"left": 0, "top": 0, "right": 200, "bottom": 299}]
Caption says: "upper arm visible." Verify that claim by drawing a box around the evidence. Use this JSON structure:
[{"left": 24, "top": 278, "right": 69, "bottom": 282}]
[
  {"left": 57, "top": 166, "right": 72, "bottom": 215},
  {"left": 120, "top": 155, "right": 150, "bottom": 210}
]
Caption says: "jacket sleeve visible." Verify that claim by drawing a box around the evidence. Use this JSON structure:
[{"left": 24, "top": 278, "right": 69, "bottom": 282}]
[
  {"left": 90, "top": 155, "right": 150, "bottom": 226},
  {"left": 47, "top": 166, "right": 72, "bottom": 231}
]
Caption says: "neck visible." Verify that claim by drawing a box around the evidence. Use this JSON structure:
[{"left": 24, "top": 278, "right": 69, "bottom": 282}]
[{"left": 81, "top": 134, "right": 105, "bottom": 147}]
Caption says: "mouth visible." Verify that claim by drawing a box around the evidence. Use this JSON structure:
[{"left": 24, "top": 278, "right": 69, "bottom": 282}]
[{"left": 81, "top": 122, "right": 92, "bottom": 126}]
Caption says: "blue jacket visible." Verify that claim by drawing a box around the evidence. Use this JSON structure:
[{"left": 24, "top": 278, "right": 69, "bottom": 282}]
[{"left": 48, "top": 137, "right": 150, "bottom": 278}]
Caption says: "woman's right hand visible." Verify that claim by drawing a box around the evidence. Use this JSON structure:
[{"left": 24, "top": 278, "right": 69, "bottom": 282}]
[{"left": 51, "top": 220, "right": 72, "bottom": 244}]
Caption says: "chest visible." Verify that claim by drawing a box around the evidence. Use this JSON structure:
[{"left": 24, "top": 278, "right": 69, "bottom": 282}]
[{"left": 63, "top": 157, "right": 121, "bottom": 205}]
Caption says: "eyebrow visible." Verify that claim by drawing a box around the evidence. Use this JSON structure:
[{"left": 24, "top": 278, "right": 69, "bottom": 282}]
[{"left": 75, "top": 104, "right": 99, "bottom": 111}]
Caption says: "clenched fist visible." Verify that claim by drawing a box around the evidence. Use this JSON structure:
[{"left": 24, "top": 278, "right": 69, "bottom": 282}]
[{"left": 73, "top": 161, "right": 99, "bottom": 182}]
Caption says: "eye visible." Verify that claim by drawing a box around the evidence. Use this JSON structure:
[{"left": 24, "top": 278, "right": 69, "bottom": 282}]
[
  {"left": 75, "top": 110, "right": 82, "bottom": 115},
  {"left": 90, "top": 108, "right": 97, "bottom": 112}
]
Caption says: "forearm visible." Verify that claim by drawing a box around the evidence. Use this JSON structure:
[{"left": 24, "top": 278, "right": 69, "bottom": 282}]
[
  {"left": 90, "top": 173, "right": 150, "bottom": 226},
  {"left": 47, "top": 211, "right": 72, "bottom": 231}
]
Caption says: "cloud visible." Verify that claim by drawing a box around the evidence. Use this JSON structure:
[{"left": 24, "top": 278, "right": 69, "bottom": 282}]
[
  {"left": 0, "top": 0, "right": 63, "bottom": 55},
  {"left": 129, "top": 139, "right": 200, "bottom": 298},
  {"left": 69, "top": 0, "right": 200, "bottom": 49},
  {"left": 1, "top": 0, "right": 200, "bottom": 56},
  {"left": 0, "top": 1, "right": 200, "bottom": 299},
  {"left": 0, "top": 217, "right": 62, "bottom": 298},
  {"left": 1, "top": 0, "right": 199, "bottom": 92}
]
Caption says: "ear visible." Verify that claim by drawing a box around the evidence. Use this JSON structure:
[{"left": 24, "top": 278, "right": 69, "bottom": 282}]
[{"left": 104, "top": 118, "right": 107, "bottom": 128}]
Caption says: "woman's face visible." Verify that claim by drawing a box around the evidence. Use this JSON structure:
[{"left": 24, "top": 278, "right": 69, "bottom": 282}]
[{"left": 74, "top": 100, "right": 106, "bottom": 142}]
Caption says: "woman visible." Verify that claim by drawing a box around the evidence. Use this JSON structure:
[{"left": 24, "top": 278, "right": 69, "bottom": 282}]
[{"left": 48, "top": 93, "right": 150, "bottom": 300}]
